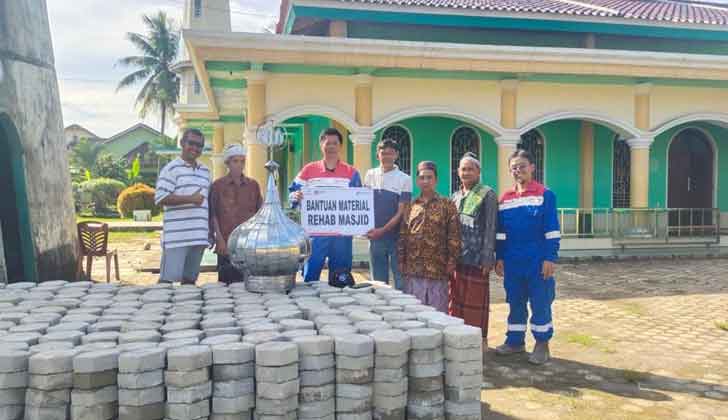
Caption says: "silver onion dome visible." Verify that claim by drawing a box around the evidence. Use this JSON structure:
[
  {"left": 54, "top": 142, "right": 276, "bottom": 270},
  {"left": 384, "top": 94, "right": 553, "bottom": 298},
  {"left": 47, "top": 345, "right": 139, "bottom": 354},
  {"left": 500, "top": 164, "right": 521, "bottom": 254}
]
[{"left": 227, "top": 123, "right": 310, "bottom": 294}]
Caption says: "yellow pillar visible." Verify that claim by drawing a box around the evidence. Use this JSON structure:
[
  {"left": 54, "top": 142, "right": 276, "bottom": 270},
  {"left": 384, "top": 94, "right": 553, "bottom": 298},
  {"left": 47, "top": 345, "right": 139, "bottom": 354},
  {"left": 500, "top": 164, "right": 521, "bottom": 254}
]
[
  {"left": 244, "top": 70, "right": 268, "bottom": 190},
  {"left": 497, "top": 80, "right": 519, "bottom": 195},
  {"left": 353, "top": 74, "right": 373, "bottom": 175},
  {"left": 329, "top": 20, "right": 348, "bottom": 37},
  {"left": 630, "top": 83, "right": 652, "bottom": 208},
  {"left": 212, "top": 122, "right": 225, "bottom": 180},
  {"left": 580, "top": 121, "right": 594, "bottom": 209}
]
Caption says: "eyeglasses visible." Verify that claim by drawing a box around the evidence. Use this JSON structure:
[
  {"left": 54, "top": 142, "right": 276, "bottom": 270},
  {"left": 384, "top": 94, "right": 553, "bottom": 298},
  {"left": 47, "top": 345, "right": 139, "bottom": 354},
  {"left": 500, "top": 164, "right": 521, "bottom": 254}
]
[
  {"left": 510, "top": 163, "right": 530, "bottom": 172},
  {"left": 185, "top": 141, "right": 204, "bottom": 149}
]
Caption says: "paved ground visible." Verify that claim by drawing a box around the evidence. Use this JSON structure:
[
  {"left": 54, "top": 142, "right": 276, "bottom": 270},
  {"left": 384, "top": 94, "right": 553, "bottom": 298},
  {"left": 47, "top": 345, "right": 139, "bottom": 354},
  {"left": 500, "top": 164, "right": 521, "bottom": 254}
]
[{"left": 90, "top": 234, "right": 728, "bottom": 419}]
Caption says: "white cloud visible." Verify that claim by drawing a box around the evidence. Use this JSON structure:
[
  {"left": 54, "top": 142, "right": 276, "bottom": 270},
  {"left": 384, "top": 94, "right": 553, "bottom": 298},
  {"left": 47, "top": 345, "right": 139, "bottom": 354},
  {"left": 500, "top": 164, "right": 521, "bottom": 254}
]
[{"left": 47, "top": 0, "right": 279, "bottom": 138}]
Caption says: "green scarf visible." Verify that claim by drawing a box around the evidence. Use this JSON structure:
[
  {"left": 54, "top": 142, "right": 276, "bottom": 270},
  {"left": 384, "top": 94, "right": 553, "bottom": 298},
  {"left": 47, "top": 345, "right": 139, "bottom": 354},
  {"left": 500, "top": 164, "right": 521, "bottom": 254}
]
[{"left": 459, "top": 183, "right": 490, "bottom": 217}]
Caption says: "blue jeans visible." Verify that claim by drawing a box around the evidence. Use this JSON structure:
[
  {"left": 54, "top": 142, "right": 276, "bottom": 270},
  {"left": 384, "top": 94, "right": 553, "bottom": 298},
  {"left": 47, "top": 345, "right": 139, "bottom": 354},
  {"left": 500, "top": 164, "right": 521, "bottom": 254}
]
[
  {"left": 304, "top": 236, "right": 353, "bottom": 282},
  {"left": 369, "top": 237, "right": 402, "bottom": 290}
]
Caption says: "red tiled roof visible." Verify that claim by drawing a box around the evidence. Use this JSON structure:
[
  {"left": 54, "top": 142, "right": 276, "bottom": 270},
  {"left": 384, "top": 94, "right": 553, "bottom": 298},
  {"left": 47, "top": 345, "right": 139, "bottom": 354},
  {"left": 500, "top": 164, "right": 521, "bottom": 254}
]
[{"left": 328, "top": 0, "right": 728, "bottom": 26}]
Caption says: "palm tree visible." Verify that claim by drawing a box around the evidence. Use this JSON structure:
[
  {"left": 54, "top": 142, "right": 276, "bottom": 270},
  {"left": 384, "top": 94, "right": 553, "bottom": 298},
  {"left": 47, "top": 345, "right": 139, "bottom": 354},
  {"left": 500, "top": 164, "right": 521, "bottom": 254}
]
[
  {"left": 116, "top": 12, "right": 179, "bottom": 140},
  {"left": 70, "top": 137, "right": 100, "bottom": 171}
]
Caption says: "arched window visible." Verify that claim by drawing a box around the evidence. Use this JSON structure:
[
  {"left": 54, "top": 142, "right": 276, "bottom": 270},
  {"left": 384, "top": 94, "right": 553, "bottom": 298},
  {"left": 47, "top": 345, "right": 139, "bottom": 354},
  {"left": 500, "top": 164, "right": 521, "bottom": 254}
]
[
  {"left": 381, "top": 125, "right": 412, "bottom": 176},
  {"left": 612, "top": 137, "right": 631, "bottom": 208},
  {"left": 518, "top": 130, "right": 544, "bottom": 183},
  {"left": 194, "top": 0, "right": 203, "bottom": 17},
  {"left": 450, "top": 126, "right": 480, "bottom": 193}
]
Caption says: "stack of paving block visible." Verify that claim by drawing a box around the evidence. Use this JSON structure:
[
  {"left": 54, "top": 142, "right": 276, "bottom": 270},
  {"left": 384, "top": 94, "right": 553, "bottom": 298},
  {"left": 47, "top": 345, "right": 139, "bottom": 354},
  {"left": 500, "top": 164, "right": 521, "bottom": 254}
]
[
  {"left": 118, "top": 348, "right": 167, "bottom": 420},
  {"left": 334, "top": 334, "right": 375, "bottom": 420},
  {"left": 0, "top": 349, "right": 29, "bottom": 420},
  {"left": 293, "top": 335, "right": 335, "bottom": 420},
  {"left": 255, "top": 341, "right": 300, "bottom": 420},
  {"left": 210, "top": 342, "right": 255, "bottom": 420},
  {"left": 443, "top": 326, "right": 483, "bottom": 420},
  {"left": 26, "top": 349, "right": 77, "bottom": 420},
  {"left": 371, "top": 330, "right": 411, "bottom": 420},
  {"left": 71, "top": 349, "right": 120, "bottom": 420},
  {"left": 406, "top": 328, "right": 446, "bottom": 420},
  {"left": 165, "top": 345, "right": 212, "bottom": 420}
]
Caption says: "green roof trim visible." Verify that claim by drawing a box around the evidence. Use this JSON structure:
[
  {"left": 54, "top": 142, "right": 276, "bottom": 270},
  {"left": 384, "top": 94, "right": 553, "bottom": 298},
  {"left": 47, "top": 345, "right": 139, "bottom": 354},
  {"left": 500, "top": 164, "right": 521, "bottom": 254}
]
[
  {"left": 206, "top": 61, "right": 251, "bottom": 72},
  {"left": 290, "top": 5, "right": 728, "bottom": 42},
  {"left": 220, "top": 115, "right": 245, "bottom": 123},
  {"left": 210, "top": 78, "right": 246, "bottom": 89},
  {"left": 201, "top": 61, "right": 728, "bottom": 88}
]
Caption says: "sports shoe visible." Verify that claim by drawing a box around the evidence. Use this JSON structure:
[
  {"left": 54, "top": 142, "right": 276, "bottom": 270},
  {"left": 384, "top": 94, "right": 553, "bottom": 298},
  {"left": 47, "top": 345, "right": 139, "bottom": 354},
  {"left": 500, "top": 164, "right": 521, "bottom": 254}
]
[{"left": 494, "top": 343, "right": 526, "bottom": 355}]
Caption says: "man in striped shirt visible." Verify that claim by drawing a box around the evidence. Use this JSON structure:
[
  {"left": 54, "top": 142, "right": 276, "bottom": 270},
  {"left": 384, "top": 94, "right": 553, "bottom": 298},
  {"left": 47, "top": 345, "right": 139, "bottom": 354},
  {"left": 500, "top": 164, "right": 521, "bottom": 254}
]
[{"left": 154, "top": 128, "right": 211, "bottom": 285}]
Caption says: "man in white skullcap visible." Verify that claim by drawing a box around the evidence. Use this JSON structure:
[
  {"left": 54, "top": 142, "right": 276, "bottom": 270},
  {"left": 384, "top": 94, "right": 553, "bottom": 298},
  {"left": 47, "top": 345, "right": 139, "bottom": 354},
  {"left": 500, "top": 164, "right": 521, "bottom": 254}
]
[{"left": 209, "top": 143, "right": 263, "bottom": 284}]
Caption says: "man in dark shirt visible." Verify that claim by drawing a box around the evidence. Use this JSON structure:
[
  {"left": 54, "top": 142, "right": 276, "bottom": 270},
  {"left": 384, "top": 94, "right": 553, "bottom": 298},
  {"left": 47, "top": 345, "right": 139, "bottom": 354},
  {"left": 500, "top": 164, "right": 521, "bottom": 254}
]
[{"left": 209, "top": 144, "right": 263, "bottom": 284}]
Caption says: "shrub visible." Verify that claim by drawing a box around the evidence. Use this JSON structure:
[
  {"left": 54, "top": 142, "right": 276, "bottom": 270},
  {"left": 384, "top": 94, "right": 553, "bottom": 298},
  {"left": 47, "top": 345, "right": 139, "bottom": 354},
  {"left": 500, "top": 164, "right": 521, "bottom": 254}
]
[
  {"left": 116, "top": 183, "right": 160, "bottom": 218},
  {"left": 79, "top": 178, "right": 126, "bottom": 214}
]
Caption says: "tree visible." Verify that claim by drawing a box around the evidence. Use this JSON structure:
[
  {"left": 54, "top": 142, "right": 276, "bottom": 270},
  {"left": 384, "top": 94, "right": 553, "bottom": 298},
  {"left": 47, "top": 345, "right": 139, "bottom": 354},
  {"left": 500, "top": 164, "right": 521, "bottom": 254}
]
[
  {"left": 69, "top": 137, "right": 100, "bottom": 171},
  {"left": 116, "top": 12, "right": 179, "bottom": 140},
  {"left": 93, "top": 153, "right": 128, "bottom": 182}
]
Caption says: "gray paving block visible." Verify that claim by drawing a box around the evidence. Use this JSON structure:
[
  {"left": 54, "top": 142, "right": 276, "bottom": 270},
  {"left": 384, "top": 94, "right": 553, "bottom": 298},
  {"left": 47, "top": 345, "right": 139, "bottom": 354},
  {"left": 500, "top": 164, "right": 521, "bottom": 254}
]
[
  {"left": 241, "top": 331, "right": 283, "bottom": 345},
  {"left": 255, "top": 362, "right": 299, "bottom": 383},
  {"left": 0, "top": 350, "right": 28, "bottom": 373},
  {"left": 336, "top": 354, "right": 374, "bottom": 369},
  {"left": 165, "top": 399, "right": 210, "bottom": 420},
  {"left": 27, "top": 372, "right": 73, "bottom": 390},
  {"left": 255, "top": 411, "right": 297, "bottom": 420},
  {"left": 118, "top": 369, "right": 164, "bottom": 389},
  {"left": 211, "top": 394, "right": 255, "bottom": 413},
  {"left": 70, "top": 401, "right": 117, "bottom": 420},
  {"left": 409, "top": 376, "right": 444, "bottom": 392},
  {"left": 87, "top": 321, "right": 123, "bottom": 333},
  {"left": 160, "top": 322, "right": 201, "bottom": 335},
  {"left": 118, "top": 402, "right": 165, "bottom": 420},
  {"left": 211, "top": 342, "right": 254, "bottom": 365},
  {"left": 410, "top": 348, "right": 444, "bottom": 365},
  {"left": 373, "top": 379, "right": 408, "bottom": 396},
  {"left": 445, "top": 400, "right": 481, "bottom": 418},
  {"left": 335, "top": 396, "right": 372, "bottom": 413},
  {"left": 118, "top": 385, "right": 165, "bottom": 406},
  {"left": 116, "top": 341, "right": 158, "bottom": 354},
  {"left": 29, "top": 349, "right": 78, "bottom": 374},
  {"left": 73, "top": 369, "right": 117, "bottom": 389},
  {"left": 212, "top": 362, "right": 254, "bottom": 381},
  {"left": 291, "top": 336, "right": 333, "bottom": 356},
  {"left": 406, "top": 329, "right": 442, "bottom": 350},
  {"left": 71, "top": 385, "right": 118, "bottom": 406},
  {"left": 167, "top": 345, "right": 212, "bottom": 371},
  {"left": 166, "top": 381, "right": 212, "bottom": 404},
  {"left": 118, "top": 330, "right": 161, "bottom": 344},
  {"left": 0, "top": 333, "right": 40, "bottom": 346},
  {"left": 118, "top": 348, "right": 166, "bottom": 373},
  {"left": 73, "top": 349, "right": 120, "bottom": 374},
  {"left": 442, "top": 326, "right": 482, "bottom": 349},
  {"left": 444, "top": 371, "right": 481, "bottom": 388},
  {"left": 374, "top": 367, "right": 408, "bottom": 383},
  {"left": 81, "top": 331, "right": 119, "bottom": 344},
  {"left": 278, "top": 319, "right": 314, "bottom": 331},
  {"left": 297, "top": 398, "right": 334, "bottom": 418},
  {"left": 255, "top": 341, "right": 298, "bottom": 367},
  {"left": 443, "top": 346, "right": 482, "bottom": 363},
  {"left": 73, "top": 342, "right": 117, "bottom": 354},
  {"left": 319, "top": 325, "right": 358, "bottom": 337},
  {"left": 334, "top": 334, "right": 374, "bottom": 357},
  {"left": 0, "top": 388, "right": 25, "bottom": 405},
  {"left": 370, "top": 330, "right": 410, "bottom": 356},
  {"left": 158, "top": 338, "right": 200, "bottom": 350},
  {"left": 200, "top": 334, "right": 240, "bottom": 346},
  {"left": 255, "top": 396, "right": 297, "bottom": 415},
  {"left": 299, "top": 383, "right": 335, "bottom": 403},
  {"left": 25, "top": 387, "right": 70, "bottom": 406},
  {"left": 204, "top": 327, "right": 243, "bottom": 338},
  {"left": 336, "top": 383, "right": 373, "bottom": 399},
  {"left": 28, "top": 342, "right": 75, "bottom": 355},
  {"left": 445, "top": 386, "right": 480, "bottom": 402},
  {"left": 373, "top": 393, "right": 407, "bottom": 410},
  {"left": 300, "top": 354, "right": 335, "bottom": 370},
  {"left": 0, "top": 405, "right": 23, "bottom": 420},
  {"left": 164, "top": 367, "right": 209, "bottom": 388},
  {"left": 256, "top": 378, "right": 299, "bottom": 399},
  {"left": 373, "top": 407, "right": 406, "bottom": 420},
  {"left": 23, "top": 405, "right": 70, "bottom": 420},
  {"left": 120, "top": 321, "right": 162, "bottom": 333},
  {"left": 374, "top": 353, "right": 408, "bottom": 369},
  {"left": 300, "top": 368, "right": 335, "bottom": 387},
  {"left": 336, "top": 367, "right": 374, "bottom": 384},
  {"left": 280, "top": 329, "right": 318, "bottom": 340},
  {"left": 212, "top": 378, "right": 254, "bottom": 398}
]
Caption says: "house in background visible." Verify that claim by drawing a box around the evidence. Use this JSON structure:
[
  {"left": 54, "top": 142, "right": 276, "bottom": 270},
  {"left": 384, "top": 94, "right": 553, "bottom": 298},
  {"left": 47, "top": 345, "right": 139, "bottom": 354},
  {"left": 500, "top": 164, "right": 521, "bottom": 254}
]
[{"left": 65, "top": 122, "right": 181, "bottom": 184}]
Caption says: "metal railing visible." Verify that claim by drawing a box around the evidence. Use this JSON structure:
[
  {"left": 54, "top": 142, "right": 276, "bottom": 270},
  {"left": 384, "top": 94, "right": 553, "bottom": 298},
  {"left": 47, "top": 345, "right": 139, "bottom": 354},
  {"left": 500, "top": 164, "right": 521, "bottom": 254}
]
[{"left": 558, "top": 208, "right": 721, "bottom": 245}]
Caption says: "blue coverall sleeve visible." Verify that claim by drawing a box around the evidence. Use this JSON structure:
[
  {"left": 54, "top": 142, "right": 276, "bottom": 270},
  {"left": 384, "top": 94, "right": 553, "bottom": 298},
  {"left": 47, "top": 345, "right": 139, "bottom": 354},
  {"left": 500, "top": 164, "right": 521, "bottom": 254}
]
[
  {"left": 349, "top": 171, "right": 362, "bottom": 188},
  {"left": 495, "top": 207, "right": 506, "bottom": 261},
  {"left": 288, "top": 176, "right": 305, "bottom": 209},
  {"left": 542, "top": 190, "right": 561, "bottom": 262}
]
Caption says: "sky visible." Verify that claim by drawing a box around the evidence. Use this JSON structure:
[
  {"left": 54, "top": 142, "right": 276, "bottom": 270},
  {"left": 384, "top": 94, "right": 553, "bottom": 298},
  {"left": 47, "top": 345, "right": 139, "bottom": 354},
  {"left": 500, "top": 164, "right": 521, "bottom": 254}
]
[{"left": 47, "top": 0, "right": 280, "bottom": 138}]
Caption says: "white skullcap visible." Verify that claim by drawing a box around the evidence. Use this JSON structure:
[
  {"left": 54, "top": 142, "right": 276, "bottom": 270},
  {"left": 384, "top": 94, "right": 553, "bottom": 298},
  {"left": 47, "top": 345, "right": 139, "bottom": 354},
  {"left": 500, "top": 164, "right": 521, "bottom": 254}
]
[
  {"left": 460, "top": 152, "right": 481, "bottom": 169},
  {"left": 223, "top": 144, "right": 246, "bottom": 162}
]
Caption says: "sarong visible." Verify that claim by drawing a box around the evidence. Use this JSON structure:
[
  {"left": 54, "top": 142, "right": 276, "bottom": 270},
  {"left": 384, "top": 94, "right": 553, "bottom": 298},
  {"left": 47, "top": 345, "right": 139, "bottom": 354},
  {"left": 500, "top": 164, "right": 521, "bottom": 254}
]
[
  {"left": 404, "top": 275, "right": 448, "bottom": 313},
  {"left": 449, "top": 264, "right": 490, "bottom": 337}
]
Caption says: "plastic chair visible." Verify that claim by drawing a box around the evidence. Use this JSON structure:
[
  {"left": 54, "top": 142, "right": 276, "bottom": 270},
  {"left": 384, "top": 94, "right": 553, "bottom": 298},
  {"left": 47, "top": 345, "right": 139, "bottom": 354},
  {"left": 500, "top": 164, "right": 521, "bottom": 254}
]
[{"left": 77, "top": 221, "right": 119, "bottom": 282}]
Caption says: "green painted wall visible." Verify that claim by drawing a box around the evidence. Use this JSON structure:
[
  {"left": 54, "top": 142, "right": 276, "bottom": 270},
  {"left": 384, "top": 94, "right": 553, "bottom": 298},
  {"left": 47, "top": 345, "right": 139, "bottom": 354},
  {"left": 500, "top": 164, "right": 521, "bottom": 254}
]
[
  {"left": 538, "top": 120, "right": 582, "bottom": 208},
  {"left": 371, "top": 117, "right": 498, "bottom": 197},
  {"left": 593, "top": 125, "right": 616, "bottom": 209},
  {"left": 650, "top": 122, "right": 728, "bottom": 211},
  {"left": 100, "top": 127, "right": 167, "bottom": 159}
]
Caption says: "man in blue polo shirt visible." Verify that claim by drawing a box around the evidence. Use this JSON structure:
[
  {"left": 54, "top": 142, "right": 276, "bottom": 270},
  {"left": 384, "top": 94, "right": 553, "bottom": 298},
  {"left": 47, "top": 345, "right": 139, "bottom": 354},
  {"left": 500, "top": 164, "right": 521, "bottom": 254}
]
[{"left": 364, "top": 139, "right": 412, "bottom": 290}]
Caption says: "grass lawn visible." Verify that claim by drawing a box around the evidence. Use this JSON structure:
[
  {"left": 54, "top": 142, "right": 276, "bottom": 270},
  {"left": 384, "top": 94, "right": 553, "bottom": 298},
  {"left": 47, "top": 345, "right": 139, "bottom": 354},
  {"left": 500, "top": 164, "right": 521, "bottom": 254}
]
[
  {"left": 77, "top": 214, "right": 163, "bottom": 223},
  {"left": 108, "top": 231, "right": 160, "bottom": 242}
]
